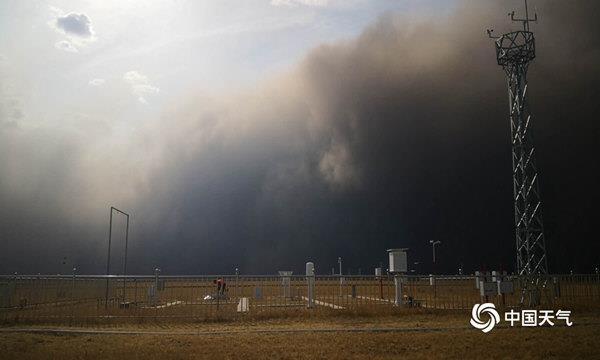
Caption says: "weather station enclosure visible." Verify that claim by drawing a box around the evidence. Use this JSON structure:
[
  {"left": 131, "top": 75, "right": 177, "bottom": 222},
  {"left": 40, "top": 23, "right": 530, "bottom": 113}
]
[
  {"left": 388, "top": 249, "right": 408, "bottom": 273},
  {"left": 278, "top": 271, "right": 293, "bottom": 298},
  {"left": 388, "top": 248, "right": 408, "bottom": 306},
  {"left": 305, "top": 262, "right": 315, "bottom": 308}
]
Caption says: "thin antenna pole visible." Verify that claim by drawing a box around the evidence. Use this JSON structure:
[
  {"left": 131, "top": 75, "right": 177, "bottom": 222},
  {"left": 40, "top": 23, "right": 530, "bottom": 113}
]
[
  {"left": 524, "top": 0, "right": 530, "bottom": 31},
  {"left": 509, "top": 0, "right": 537, "bottom": 32}
]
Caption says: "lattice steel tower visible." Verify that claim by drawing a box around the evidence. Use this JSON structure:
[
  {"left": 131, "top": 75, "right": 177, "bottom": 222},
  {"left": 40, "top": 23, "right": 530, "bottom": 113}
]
[{"left": 487, "top": 0, "right": 549, "bottom": 279}]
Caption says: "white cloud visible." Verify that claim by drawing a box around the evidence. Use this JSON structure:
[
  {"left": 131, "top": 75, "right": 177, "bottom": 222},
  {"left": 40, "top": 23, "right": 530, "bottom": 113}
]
[
  {"left": 123, "top": 71, "right": 160, "bottom": 104},
  {"left": 54, "top": 12, "right": 94, "bottom": 38},
  {"left": 54, "top": 40, "right": 78, "bottom": 53},
  {"left": 50, "top": 8, "right": 96, "bottom": 53},
  {"left": 88, "top": 78, "right": 106, "bottom": 86}
]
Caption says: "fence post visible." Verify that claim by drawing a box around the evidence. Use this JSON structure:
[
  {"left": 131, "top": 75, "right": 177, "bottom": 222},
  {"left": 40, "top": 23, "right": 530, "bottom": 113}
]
[
  {"left": 432, "top": 275, "right": 437, "bottom": 309},
  {"left": 70, "top": 267, "right": 76, "bottom": 325},
  {"left": 306, "top": 262, "right": 315, "bottom": 308},
  {"left": 235, "top": 268, "right": 239, "bottom": 299}
]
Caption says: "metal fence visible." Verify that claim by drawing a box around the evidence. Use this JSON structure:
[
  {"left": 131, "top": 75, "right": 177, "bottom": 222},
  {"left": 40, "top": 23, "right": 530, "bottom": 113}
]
[{"left": 1, "top": 273, "right": 599, "bottom": 324}]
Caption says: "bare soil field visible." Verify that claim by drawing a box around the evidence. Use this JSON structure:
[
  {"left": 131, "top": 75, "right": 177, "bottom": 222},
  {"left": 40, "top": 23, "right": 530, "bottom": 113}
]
[{"left": 2, "top": 310, "right": 599, "bottom": 359}]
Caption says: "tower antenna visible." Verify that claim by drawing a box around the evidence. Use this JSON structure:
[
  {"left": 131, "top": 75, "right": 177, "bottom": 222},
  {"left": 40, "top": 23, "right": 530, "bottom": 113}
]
[
  {"left": 509, "top": 0, "right": 538, "bottom": 32},
  {"left": 487, "top": 1, "right": 547, "bottom": 306}
]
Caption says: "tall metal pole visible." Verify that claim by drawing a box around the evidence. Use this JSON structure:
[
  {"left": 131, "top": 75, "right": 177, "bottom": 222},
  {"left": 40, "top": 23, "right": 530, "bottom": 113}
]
[
  {"left": 122, "top": 213, "right": 129, "bottom": 302},
  {"left": 105, "top": 208, "right": 113, "bottom": 309},
  {"left": 104, "top": 206, "right": 131, "bottom": 309},
  {"left": 524, "top": 0, "right": 530, "bottom": 31},
  {"left": 429, "top": 240, "right": 441, "bottom": 270}
]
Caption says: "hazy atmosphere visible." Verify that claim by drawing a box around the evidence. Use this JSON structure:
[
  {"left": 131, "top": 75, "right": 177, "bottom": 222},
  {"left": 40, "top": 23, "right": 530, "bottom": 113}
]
[{"left": 1, "top": 0, "right": 598, "bottom": 275}]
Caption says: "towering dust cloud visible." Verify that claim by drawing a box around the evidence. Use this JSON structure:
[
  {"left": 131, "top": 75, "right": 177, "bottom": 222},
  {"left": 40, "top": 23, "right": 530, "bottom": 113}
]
[{"left": 1, "top": 1, "right": 599, "bottom": 274}]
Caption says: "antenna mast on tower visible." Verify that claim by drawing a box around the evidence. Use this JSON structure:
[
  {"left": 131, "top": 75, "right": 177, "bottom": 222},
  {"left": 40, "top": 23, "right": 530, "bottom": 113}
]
[{"left": 487, "top": 1, "right": 548, "bottom": 304}]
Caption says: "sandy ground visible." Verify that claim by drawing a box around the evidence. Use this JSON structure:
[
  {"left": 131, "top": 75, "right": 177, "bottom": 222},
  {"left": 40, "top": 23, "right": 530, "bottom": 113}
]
[{"left": 1, "top": 312, "right": 599, "bottom": 359}]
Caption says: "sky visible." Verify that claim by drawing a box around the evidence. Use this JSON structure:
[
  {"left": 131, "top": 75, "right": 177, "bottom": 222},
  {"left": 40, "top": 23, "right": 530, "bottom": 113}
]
[{"left": 0, "top": 0, "right": 598, "bottom": 276}]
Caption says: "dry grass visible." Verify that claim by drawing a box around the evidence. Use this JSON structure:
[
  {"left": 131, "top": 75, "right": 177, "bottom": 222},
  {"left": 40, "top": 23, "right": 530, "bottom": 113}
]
[
  {"left": 1, "top": 311, "right": 600, "bottom": 359},
  {"left": 2, "top": 276, "right": 599, "bottom": 358}
]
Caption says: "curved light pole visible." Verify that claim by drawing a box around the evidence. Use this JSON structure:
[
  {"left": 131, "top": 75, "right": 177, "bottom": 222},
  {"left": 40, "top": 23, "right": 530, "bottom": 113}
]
[
  {"left": 430, "top": 240, "right": 441, "bottom": 273},
  {"left": 105, "top": 206, "right": 130, "bottom": 309}
]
